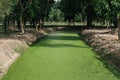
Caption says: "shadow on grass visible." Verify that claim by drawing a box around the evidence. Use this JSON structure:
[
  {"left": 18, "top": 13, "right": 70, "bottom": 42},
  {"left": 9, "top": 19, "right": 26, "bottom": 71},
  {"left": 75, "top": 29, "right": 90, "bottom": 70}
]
[
  {"left": 32, "top": 33, "right": 87, "bottom": 48},
  {"left": 38, "top": 43, "right": 89, "bottom": 48},
  {"left": 32, "top": 37, "right": 89, "bottom": 48},
  {"left": 47, "top": 35, "right": 80, "bottom": 40},
  {"left": 96, "top": 56, "right": 120, "bottom": 79}
]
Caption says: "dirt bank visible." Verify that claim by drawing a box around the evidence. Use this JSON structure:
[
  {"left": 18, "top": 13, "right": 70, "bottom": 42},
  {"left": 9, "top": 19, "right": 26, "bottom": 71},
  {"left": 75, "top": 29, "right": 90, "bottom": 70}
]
[
  {"left": 0, "top": 28, "right": 53, "bottom": 78},
  {"left": 80, "top": 29, "right": 120, "bottom": 70}
]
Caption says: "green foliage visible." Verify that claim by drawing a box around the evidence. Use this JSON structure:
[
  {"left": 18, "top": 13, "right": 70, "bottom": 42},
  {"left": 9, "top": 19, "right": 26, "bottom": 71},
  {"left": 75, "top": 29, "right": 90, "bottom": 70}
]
[
  {"left": 74, "top": 13, "right": 82, "bottom": 22},
  {"left": 94, "top": 0, "right": 110, "bottom": 18},
  {"left": 60, "top": 0, "right": 81, "bottom": 21},
  {"left": 0, "top": 0, "right": 17, "bottom": 19},
  {"left": 48, "top": 7, "right": 64, "bottom": 22},
  {"left": 93, "top": 0, "right": 120, "bottom": 21}
]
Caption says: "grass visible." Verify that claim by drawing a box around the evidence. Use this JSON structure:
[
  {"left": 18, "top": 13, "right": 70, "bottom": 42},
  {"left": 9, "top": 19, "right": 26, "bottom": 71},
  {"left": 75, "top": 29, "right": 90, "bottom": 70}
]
[
  {"left": 44, "top": 22, "right": 114, "bottom": 27},
  {"left": 1, "top": 31, "right": 120, "bottom": 80},
  {"left": 44, "top": 22, "right": 84, "bottom": 26}
]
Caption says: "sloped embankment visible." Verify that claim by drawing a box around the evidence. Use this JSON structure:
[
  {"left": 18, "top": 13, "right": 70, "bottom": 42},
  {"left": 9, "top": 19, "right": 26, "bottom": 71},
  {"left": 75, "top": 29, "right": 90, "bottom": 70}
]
[
  {"left": 80, "top": 29, "right": 120, "bottom": 70},
  {"left": 0, "top": 28, "right": 53, "bottom": 78}
]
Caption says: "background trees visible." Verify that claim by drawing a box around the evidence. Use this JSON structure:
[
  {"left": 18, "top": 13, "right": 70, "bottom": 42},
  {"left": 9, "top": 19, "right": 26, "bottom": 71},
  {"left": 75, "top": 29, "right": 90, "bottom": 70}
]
[
  {"left": 0, "top": 0, "right": 17, "bottom": 18},
  {"left": 48, "top": 1, "right": 64, "bottom": 22},
  {"left": 0, "top": 0, "right": 120, "bottom": 39},
  {"left": 0, "top": 0, "right": 54, "bottom": 33},
  {"left": 0, "top": 0, "right": 17, "bottom": 32},
  {"left": 60, "top": 0, "right": 81, "bottom": 23},
  {"left": 59, "top": 0, "right": 120, "bottom": 28}
]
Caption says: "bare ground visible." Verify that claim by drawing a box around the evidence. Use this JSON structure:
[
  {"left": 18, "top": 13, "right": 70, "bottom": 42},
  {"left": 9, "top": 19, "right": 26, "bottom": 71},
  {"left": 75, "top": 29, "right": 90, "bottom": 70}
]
[
  {"left": 0, "top": 28, "right": 53, "bottom": 78},
  {"left": 80, "top": 29, "right": 120, "bottom": 70}
]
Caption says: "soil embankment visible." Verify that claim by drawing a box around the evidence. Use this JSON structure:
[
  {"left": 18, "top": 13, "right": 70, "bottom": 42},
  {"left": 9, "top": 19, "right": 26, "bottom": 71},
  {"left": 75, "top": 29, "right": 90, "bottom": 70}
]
[
  {"left": 80, "top": 29, "right": 120, "bottom": 70},
  {"left": 0, "top": 28, "right": 53, "bottom": 78}
]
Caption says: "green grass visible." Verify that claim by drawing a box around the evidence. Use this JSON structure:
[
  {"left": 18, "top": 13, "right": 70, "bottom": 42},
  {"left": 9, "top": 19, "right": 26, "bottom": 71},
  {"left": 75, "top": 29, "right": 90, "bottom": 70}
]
[
  {"left": 44, "top": 22, "right": 84, "bottom": 26},
  {"left": 1, "top": 31, "right": 120, "bottom": 80}
]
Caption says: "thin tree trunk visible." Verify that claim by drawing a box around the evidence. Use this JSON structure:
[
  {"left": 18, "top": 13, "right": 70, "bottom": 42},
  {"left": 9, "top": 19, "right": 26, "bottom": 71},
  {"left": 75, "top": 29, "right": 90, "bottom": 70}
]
[
  {"left": 87, "top": 16, "right": 92, "bottom": 28},
  {"left": 106, "top": 21, "right": 109, "bottom": 29},
  {"left": 32, "top": 21, "right": 35, "bottom": 28},
  {"left": 35, "top": 22, "right": 39, "bottom": 31},
  {"left": 38, "top": 19, "right": 42, "bottom": 30},
  {"left": 10, "top": 14, "right": 15, "bottom": 26},
  {"left": 20, "top": 15, "right": 24, "bottom": 33},
  {"left": 17, "top": 19, "right": 20, "bottom": 29},
  {"left": 41, "top": 17, "right": 45, "bottom": 29},
  {"left": 23, "top": 19, "right": 27, "bottom": 28},
  {"left": 4, "top": 20, "right": 7, "bottom": 32},
  {"left": 30, "top": 21, "right": 32, "bottom": 28},
  {"left": 118, "top": 19, "right": 120, "bottom": 40},
  {"left": 113, "top": 20, "right": 118, "bottom": 28}
]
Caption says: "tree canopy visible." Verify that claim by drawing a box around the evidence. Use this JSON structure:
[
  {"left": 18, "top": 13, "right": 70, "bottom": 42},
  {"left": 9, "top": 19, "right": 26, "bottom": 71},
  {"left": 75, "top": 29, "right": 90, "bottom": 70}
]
[
  {"left": 0, "top": 0, "right": 120, "bottom": 37},
  {"left": 0, "top": 0, "right": 17, "bottom": 19}
]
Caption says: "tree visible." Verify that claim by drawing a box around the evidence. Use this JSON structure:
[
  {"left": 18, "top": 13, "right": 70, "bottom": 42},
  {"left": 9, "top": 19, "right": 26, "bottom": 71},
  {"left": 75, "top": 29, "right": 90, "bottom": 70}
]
[
  {"left": 85, "top": 3, "right": 95, "bottom": 28},
  {"left": 60, "top": 0, "right": 81, "bottom": 23},
  {"left": 0, "top": 0, "right": 17, "bottom": 32},
  {"left": 48, "top": 2, "right": 64, "bottom": 22},
  {"left": 17, "top": 0, "right": 32, "bottom": 33},
  {"left": 39, "top": 0, "right": 54, "bottom": 27}
]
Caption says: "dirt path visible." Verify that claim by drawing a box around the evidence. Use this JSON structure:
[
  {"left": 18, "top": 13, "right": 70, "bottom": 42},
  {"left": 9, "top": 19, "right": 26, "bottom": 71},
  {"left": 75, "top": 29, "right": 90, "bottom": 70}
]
[{"left": 1, "top": 31, "right": 120, "bottom": 80}]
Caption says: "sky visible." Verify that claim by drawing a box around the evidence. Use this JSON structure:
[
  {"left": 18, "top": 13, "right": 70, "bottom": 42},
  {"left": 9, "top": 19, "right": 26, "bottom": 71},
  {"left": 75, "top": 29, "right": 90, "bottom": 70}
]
[{"left": 54, "top": 0, "right": 61, "bottom": 2}]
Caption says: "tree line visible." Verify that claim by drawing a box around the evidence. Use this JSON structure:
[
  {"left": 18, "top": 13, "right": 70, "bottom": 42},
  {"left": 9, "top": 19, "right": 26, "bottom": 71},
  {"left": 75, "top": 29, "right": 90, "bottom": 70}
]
[
  {"left": 0, "top": 0, "right": 120, "bottom": 38},
  {"left": 0, "top": 0, "right": 54, "bottom": 33},
  {"left": 60, "top": 0, "right": 120, "bottom": 27},
  {"left": 60, "top": 0, "right": 120, "bottom": 39}
]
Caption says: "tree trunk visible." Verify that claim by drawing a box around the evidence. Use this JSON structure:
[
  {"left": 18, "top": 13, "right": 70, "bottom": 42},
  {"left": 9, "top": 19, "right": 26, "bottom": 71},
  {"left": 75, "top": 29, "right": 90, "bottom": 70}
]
[
  {"left": 87, "top": 16, "right": 92, "bottom": 28},
  {"left": 41, "top": 17, "right": 45, "bottom": 29},
  {"left": 30, "top": 21, "right": 32, "bottom": 28},
  {"left": 38, "top": 19, "right": 42, "bottom": 30},
  {"left": 35, "top": 22, "right": 39, "bottom": 31},
  {"left": 20, "top": 15, "right": 24, "bottom": 33},
  {"left": 23, "top": 19, "right": 27, "bottom": 28},
  {"left": 118, "top": 19, "right": 120, "bottom": 40},
  {"left": 17, "top": 19, "right": 20, "bottom": 29},
  {"left": 113, "top": 20, "right": 118, "bottom": 28},
  {"left": 32, "top": 21, "right": 35, "bottom": 28},
  {"left": 10, "top": 14, "right": 15, "bottom": 26},
  {"left": 106, "top": 21, "right": 109, "bottom": 29},
  {"left": 4, "top": 20, "right": 7, "bottom": 32},
  {"left": 18, "top": 0, "right": 26, "bottom": 33},
  {"left": 35, "top": 26, "right": 38, "bottom": 31}
]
